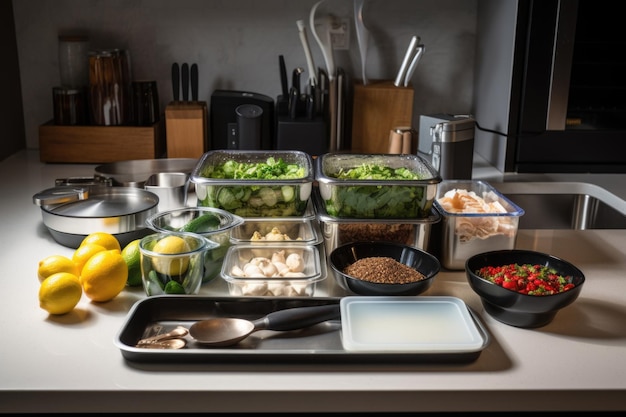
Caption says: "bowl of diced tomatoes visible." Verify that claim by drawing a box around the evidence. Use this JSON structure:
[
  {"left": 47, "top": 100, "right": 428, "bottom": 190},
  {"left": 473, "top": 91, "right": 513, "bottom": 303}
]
[{"left": 465, "top": 249, "right": 585, "bottom": 328}]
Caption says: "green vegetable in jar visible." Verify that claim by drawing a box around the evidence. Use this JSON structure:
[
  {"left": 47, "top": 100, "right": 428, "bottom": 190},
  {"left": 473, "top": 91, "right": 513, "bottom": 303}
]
[
  {"left": 178, "top": 213, "right": 221, "bottom": 233},
  {"left": 324, "top": 163, "right": 431, "bottom": 218}
]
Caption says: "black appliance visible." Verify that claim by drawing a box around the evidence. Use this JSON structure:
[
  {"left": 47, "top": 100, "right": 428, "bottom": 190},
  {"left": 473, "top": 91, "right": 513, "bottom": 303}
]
[
  {"left": 209, "top": 90, "right": 274, "bottom": 150},
  {"left": 474, "top": 0, "right": 626, "bottom": 173}
]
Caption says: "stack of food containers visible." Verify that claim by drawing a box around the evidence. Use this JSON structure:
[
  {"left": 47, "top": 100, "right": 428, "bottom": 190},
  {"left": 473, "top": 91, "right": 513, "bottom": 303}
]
[
  {"left": 314, "top": 153, "right": 442, "bottom": 256},
  {"left": 190, "top": 150, "right": 325, "bottom": 296}
]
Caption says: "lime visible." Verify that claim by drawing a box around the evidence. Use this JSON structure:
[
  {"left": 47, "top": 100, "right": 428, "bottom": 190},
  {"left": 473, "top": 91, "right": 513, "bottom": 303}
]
[
  {"left": 164, "top": 280, "right": 186, "bottom": 294},
  {"left": 121, "top": 239, "right": 142, "bottom": 286}
]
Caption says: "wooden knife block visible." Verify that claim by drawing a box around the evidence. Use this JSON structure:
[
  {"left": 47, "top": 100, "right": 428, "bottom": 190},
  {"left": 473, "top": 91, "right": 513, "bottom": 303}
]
[
  {"left": 350, "top": 80, "right": 414, "bottom": 154},
  {"left": 165, "top": 101, "right": 208, "bottom": 158}
]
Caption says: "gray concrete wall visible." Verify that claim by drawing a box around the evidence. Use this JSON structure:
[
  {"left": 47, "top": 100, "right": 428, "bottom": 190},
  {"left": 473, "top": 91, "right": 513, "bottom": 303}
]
[{"left": 12, "top": 0, "right": 477, "bottom": 150}]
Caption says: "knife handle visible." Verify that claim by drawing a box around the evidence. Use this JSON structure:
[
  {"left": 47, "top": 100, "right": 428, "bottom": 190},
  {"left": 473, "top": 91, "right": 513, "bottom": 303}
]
[
  {"left": 181, "top": 63, "right": 189, "bottom": 102},
  {"left": 171, "top": 63, "right": 180, "bottom": 102},
  {"left": 279, "top": 55, "right": 288, "bottom": 98},
  {"left": 190, "top": 63, "right": 198, "bottom": 102}
]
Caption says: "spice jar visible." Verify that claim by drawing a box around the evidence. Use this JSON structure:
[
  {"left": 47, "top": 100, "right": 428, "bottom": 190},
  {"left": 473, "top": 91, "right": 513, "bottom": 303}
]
[{"left": 53, "top": 86, "right": 87, "bottom": 125}]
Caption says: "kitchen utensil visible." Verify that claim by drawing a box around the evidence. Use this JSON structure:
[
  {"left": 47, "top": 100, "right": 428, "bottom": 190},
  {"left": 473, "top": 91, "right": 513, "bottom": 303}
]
[
  {"left": 144, "top": 172, "right": 189, "bottom": 212},
  {"left": 279, "top": 55, "right": 289, "bottom": 97},
  {"left": 171, "top": 63, "right": 180, "bottom": 101},
  {"left": 33, "top": 186, "right": 159, "bottom": 248},
  {"left": 354, "top": 0, "right": 370, "bottom": 85},
  {"left": 404, "top": 44, "right": 425, "bottom": 87},
  {"left": 94, "top": 158, "right": 198, "bottom": 188},
  {"left": 181, "top": 63, "right": 189, "bottom": 101},
  {"left": 292, "top": 67, "right": 304, "bottom": 97},
  {"left": 310, "top": 1, "right": 337, "bottom": 149},
  {"left": 310, "top": 1, "right": 335, "bottom": 81},
  {"left": 189, "top": 304, "right": 341, "bottom": 347},
  {"left": 296, "top": 20, "right": 318, "bottom": 87},
  {"left": 135, "top": 339, "right": 187, "bottom": 349},
  {"left": 394, "top": 35, "right": 420, "bottom": 87},
  {"left": 190, "top": 63, "right": 198, "bottom": 101},
  {"left": 136, "top": 326, "right": 189, "bottom": 346}
]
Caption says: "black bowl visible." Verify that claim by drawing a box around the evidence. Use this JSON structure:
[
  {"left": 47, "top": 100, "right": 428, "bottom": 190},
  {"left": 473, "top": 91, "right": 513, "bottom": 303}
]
[
  {"left": 466, "top": 249, "right": 585, "bottom": 328},
  {"left": 329, "top": 241, "right": 441, "bottom": 296}
]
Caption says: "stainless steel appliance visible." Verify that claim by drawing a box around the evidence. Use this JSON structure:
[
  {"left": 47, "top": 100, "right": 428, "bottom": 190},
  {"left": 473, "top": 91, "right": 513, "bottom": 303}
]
[{"left": 418, "top": 114, "right": 475, "bottom": 180}]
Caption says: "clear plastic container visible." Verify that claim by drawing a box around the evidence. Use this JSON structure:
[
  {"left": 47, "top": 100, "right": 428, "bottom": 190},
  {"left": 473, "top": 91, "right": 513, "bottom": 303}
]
[
  {"left": 221, "top": 244, "right": 324, "bottom": 297},
  {"left": 433, "top": 180, "right": 525, "bottom": 270},
  {"left": 191, "top": 150, "right": 314, "bottom": 217},
  {"left": 315, "top": 153, "right": 442, "bottom": 219}
]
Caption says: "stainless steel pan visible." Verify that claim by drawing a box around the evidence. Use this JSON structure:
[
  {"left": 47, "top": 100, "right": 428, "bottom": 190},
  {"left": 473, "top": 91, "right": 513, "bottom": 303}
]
[
  {"left": 94, "top": 158, "right": 198, "bottom": 187},
  {"left": 33, "top": 186, "right": 159, "bottom": 248}
]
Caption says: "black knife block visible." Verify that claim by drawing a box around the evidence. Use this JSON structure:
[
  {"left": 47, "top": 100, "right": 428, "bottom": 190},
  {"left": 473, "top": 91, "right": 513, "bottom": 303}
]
[{"left": 275, "top": 116, "right": 327, "bottom": 156}]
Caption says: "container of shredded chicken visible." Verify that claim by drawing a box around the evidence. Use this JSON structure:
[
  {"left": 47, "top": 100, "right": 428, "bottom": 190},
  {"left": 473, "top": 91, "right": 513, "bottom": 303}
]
[{"left": 433, "top": 180, "right": 525, "bottom": 270}]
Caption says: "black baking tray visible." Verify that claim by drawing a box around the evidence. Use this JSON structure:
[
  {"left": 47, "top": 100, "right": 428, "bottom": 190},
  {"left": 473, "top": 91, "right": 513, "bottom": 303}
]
[{"left": 115, "top": 296, "right": 490, "bottom": 364}]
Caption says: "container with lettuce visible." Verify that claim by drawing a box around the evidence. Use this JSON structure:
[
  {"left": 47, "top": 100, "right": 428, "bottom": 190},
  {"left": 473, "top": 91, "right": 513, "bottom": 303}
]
[
  {"left": 315, "top": 153, "right": 442, "bottom": 219},
  {"left": 191, "top": 150, "right": 314, "bottom": 217}
]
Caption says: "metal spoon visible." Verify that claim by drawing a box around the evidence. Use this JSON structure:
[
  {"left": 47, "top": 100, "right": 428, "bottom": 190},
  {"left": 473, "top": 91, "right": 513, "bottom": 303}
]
[
  {"left": 189, "top": 303, "right": 341, "bottom": 347},
  {"left": 135, "top": 338, "right": 187, "bottom": 350},
  {"left": 136, "top": 326, "right": 189, "bottom": 346}
]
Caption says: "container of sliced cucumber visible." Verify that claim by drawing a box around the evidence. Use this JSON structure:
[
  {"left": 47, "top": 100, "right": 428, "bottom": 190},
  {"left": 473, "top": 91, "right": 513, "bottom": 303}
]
[{"left": 190, "top": 150, "right": 314, "bottom": 218}]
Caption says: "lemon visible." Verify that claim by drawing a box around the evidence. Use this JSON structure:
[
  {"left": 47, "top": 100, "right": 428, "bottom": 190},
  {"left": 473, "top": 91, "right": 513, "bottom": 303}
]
[
  {"left": 37, "top": 254, "right": 79, "bottom": 283},
  {"left": 79, "top": 232, "right": 121, "bottom": 252},
  {"left": 80, "top": 249, "right": 128, "bottom": 302},
  {"left": 39, "top": 272, "right": 82, "bottom": 315},
  {"left": 121, "top": 239, "right": 142, "bottom": 287},
  {"left": 72, "top": 243, "right": 108, "bottom": 279},
  {"left": 151, "top": 235, "right": 191, "bottom": 276}
]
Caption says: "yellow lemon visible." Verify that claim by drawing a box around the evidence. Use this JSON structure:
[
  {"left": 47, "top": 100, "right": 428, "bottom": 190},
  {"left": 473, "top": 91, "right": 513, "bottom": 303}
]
[
  {"left": 72, "top": 243, "right": 107, "bottom": 278},
  {"left": 37, "top": 254, "right": 79, "bottom": 283},
  {"left": 80, "top": 249, "right": 128, "bottom": 302},
  {"left": 79, "top": 232, "right": 121, "bottom": 252},
  {"left": 39, "top": 272, "right": 82, "bottom": 315},
  {"left": 151, "top": 235, "right": 191, "bottom": 276},
  {"left": 121, "top": 239, "right": 142, "bottom": 287}
]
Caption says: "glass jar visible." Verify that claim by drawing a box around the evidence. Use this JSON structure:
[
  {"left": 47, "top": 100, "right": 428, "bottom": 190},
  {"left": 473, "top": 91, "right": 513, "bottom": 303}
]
[{"left": 88, "top": 49, "right": 133, "bottom": 125}]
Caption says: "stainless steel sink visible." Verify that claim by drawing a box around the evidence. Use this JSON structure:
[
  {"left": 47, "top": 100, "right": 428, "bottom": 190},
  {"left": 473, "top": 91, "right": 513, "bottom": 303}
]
[{"left": 491, "top": 182, "right": 626, "bottom": 230}]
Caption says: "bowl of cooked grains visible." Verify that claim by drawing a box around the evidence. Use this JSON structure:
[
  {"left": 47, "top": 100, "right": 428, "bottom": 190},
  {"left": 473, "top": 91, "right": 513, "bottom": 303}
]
[{"left": 329, "top": 241, "right": 441, "bottom": 296}]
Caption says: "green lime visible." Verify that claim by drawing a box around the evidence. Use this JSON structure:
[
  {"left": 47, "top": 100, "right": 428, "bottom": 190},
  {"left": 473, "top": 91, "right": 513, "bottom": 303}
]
[
  {"left": 121, "top": 239, "right": 142, "bottom": 286},
  {"left": 164, "top": 280, "right": 186, "bottom": 294}
]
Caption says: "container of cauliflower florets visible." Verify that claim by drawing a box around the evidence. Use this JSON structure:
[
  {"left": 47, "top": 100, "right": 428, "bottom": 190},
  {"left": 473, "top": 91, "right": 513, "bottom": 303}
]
[{"left": 220, "top": 244, "right": 325, "bottom": 297}]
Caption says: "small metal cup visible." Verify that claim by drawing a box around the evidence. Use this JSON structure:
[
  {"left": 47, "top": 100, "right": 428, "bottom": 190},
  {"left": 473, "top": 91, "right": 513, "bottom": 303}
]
[{"left": 145, "top": 172, "right": 189, "bottom": 212}]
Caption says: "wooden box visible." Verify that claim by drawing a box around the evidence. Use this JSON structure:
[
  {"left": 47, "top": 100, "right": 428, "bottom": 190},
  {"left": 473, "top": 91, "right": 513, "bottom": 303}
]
[
  {"left": 38, "top": 120, "right": 165, "bottom": 163},
  {"left": 350, "top": 80, "right": 414, "bottom": 154},
  {"left": 165, "top": 101, "right": 208, "bottom": 159}
]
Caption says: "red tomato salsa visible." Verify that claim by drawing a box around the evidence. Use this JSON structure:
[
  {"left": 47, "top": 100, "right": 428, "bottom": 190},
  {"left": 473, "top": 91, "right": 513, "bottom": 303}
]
[{"left": 475, "top": 263, "right": 576, "bottom": 296}]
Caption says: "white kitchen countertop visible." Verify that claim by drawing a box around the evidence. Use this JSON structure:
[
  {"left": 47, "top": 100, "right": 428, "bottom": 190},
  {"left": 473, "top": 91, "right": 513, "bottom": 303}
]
[{"left": 1, "top": 150, "right": 625, "bottom": 413}]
